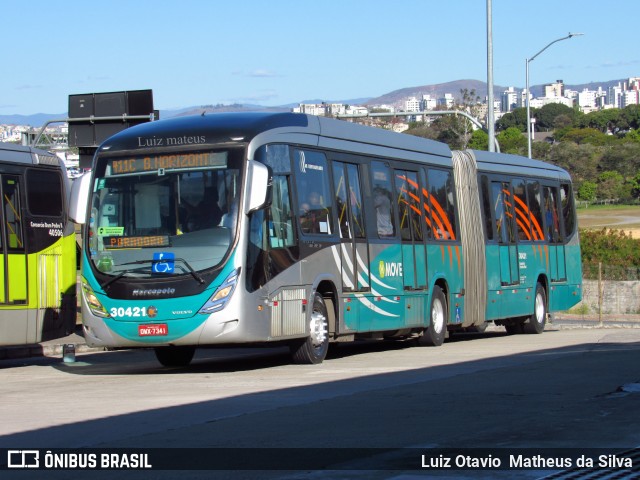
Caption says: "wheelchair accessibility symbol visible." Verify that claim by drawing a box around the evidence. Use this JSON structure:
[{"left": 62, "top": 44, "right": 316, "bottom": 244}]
[{"left": 152, "top": 252, "right": 175, "bottom": 274}]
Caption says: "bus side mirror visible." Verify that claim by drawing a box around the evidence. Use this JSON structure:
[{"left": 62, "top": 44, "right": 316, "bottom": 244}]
[
  {"left": 245, "top": 161, "right": 272, "bottom": 213},
  {"left": 69, "top": 172, "right": 92, "bottom": 224}
]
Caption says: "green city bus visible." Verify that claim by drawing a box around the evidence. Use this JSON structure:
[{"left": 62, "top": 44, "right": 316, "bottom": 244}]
[
  {"left": 0, "top": 143, "right": 77, "bottom": 345},
  {"left": 70, "top": 113, "right": 581, "bottom": 366}
]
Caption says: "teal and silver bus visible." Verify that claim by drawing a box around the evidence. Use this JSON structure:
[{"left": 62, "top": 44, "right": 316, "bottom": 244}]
[
  {"left": 0, "top": 142, "right": 77, "bottom": 345},
  {"left": 71, "top": 113, "right": 582, "bottom": 366}
]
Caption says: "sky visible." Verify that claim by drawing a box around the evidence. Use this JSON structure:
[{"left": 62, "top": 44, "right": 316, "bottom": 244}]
[{"left": 1, "top": 0, "right": 639, "bottom": 115}]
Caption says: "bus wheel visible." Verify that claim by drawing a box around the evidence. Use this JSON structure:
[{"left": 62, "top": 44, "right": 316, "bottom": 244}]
[
  {"left": 290, "top": 293, "right": 329, "bottom": 364},
  {"left": 419, "top": 286, "right": 447, "bottom": 347},
  {"left": 524, "top": 283, "right": 547, "bottom": 334},
  {"left": 154, "top": 346, "right": 196, "bottom": 367}
]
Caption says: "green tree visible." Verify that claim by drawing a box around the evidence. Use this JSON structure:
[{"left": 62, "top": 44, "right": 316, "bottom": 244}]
[
  {"left": 556, "top": 128, "right": 613, "bottom": 146},
  {"left": 599, "top": 143, "right": 640, "bottom": 178},
  {"left": 534, "top": 103, "right": 575, "bottom": 131},
  {"left": 631, "top": 172, "right": 640, "bottom": 200},
  {"left": 597, "top": 171, "right": 624, "bottom": 200},
  {"left": 577, "top": 181, "right": 597, "bottom": 202},
  {"left": 546, "top": 142, "right": 600, "bottom": 183},
  {"left": 578, "top": 109, "right": 621, "bottom": 133},
  {"left": 624, "top": 128, "right": 640, "bottom": 142},
  {"left": 618, "top": 104, "right": 640, "bottom": 131},
  {"left": 496, "top": 107, "right": 529, "bottom": 132},
  {"left": 496, "top": 127, "right": 527, "bottom": 154},
  {"left": 405, "top": 114, "right": 475, "bottom": 150},
  {"left": 468, "top": 129, "right": 488, "bottom": 150}
]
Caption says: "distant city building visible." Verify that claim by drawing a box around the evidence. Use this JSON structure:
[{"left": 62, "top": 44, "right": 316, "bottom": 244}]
[
  {"left": 438, "top": 93, "right": 455, "bottom": 109},
  {"left": 422, "top": 94, "right": 437, "bottom": 110},
  {"left": 501, "top": 87, "right": 518, "bottom": 112},
  {"left": 544, "top": 80, "right": 564, "bottom": 98},
  {"left": 623, "top": 89, "right": 639, "bottom": 107},
  {"left": 404, "top": 97, "right": 421, "bottom": 112}
]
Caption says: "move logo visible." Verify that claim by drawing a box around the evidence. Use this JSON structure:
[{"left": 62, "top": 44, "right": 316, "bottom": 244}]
[
  {"left": 8, "top": 450, "right": 39, "bottom": 468},
  {"left": 378, "top": 260, "right": 403, "bottom": 278},
  {"left": 298, "top": 151, "right": 324, "bottom": 173}
]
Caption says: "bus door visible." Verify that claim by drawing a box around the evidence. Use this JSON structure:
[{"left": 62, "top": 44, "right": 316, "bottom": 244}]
[
  {"left": 491, "top": 181, "right": 519, "bottom": 287},
  {"left": 332, "top": 162, "right": 369, "bottom": 295},
  {"left": 394, "top": 169, "right": 427, "bottom": 291},
  {"left": 544, "top": 185, "right": 566, "bottom": 281},
  {"left": 0, "top": 175, "right": 27, "bottom": 305}
]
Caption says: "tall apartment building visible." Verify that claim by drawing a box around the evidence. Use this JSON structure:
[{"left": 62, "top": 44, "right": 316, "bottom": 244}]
[
  {"left": 501, "top": 87, "right": 518, "bottom": 112},
  {"left": 544, "top": 80, "right": 564, "bottom": 98},
  {"left": 438, "top": 93, "right": 454, "bottom": 109}
]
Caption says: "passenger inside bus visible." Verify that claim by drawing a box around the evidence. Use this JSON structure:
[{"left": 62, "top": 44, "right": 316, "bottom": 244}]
[
  {"left": 373, "top": 186, "right": 394, "bottom": 237},
  {"left": 182, "top": 187, "right": 223, "bottom": 232},
  {"left": 299, "top": 190, "right": 329, "bottom": 234}
]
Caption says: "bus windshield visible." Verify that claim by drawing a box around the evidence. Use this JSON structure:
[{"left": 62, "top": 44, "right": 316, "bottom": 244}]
[{"left": 88, "top": 148, "right": 243, "bottom": 278}]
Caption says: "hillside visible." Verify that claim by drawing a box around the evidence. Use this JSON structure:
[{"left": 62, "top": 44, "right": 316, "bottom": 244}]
[{"left": 365, "top": 79, "right": 509, "bottom": 106}]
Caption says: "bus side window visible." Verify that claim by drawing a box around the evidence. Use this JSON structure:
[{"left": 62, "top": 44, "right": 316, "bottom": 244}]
[
  {"left": 560, "top": 183, "right": 576, "bottom": 238},
  {"left": 491, "top": 181, "right": 515, "bottom": 244},
  {"left": 294, "top": 149, "right": 333, "bottom": 235},
  {"left": 480, "top": 175, "right": 494, "bottom": 241},
  {"left": 2, "top": 176, "right": 24, "bottom": 250},
  {"left": 527, "top": 180, "right": 544, "bottom": 242},
  {"left": 427, "top": 168, "right": 457, "bottom": 241},
  {"left": 371, "top": 161, "right": 396, "bottom": 238},
  {"left": 512, "top": 178, "right": 531, "bottom": 242},
  {"left": 268, "top": 176, "right": 296, "bottom": 248},
  {"left": 543, "top": 186, "right": 561, "bottom": 242},
  {"left": 395, "top": 170, "right": 423, "bottom": 242}
]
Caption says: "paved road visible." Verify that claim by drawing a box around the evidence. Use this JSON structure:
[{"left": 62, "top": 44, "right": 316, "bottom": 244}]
[{"left": 1, "top": 327, "right": 639, "bottom": 479}]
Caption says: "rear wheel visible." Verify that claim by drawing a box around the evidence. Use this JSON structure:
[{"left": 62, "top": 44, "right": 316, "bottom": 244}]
[
  {"left": 524, "top": 283, "right": 547, "bottom": 334},
  {"left": 290, "top": 292, "right": 329, "bottom": 364},
  {"left": 154, "top": 346, "right": 196, "bottom": 367},
  {"left": 419, "top": 285, "right": 447, "bottom": 347}
]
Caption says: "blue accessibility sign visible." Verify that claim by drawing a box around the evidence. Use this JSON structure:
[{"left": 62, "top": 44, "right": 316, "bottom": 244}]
[{"left": 152, "top": 252, "right": 175, "bottom": 274}]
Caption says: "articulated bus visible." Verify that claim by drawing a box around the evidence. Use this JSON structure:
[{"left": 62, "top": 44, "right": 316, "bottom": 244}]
[
  {"left": 0, "top": 143, "right": 77, "bottom": 345},
  {"left": 70, "top": 112, "right": 582, "bottom": 366}
]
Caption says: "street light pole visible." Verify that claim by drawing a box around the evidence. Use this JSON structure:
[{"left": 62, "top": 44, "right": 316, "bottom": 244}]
[
  {"left": 526, "top": 32, "right": 584, "bottom": 158},
  {"left": 487, "top": 0, "right": 495, "bottom": 152}
]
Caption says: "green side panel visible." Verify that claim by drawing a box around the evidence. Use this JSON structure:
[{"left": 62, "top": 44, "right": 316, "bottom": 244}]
[
  {"left": 557, "top": 246, "right": 566, "bottom": 280},
  {"left": 414, "top": 244, "right": 427, "bottom": 289},
  {"left": 484, "top": 245, "right": 502, "bottom": 320},
  {"left": 0, "top": 255, "right": 4, "bottom": 304},
  {"left": 549, "top": 245, "right": 559, "bottom": 280},
  {"left": 549, "top": 284, "right": 582, "bottom": 311},
  {"left": 7, "top": 254, "right": 27, "bottom": 304},
  {"left": 401, "top": 244, "right": 416, "bottom": 289},
  {"left": 499, "top": 246, "right": 511, "bottom": 285},
  {"left": 509, "top": 245, "right": 519, "bottom": 285},
  {"left": 343, "top": 296, "right": 360, "bottom": 331}
]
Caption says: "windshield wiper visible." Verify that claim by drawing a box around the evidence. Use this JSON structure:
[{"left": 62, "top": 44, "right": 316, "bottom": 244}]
[
  {"left": 101, "top": 257, "right": 205, "bottom": 290},
  {"left": 100, "top": 266, "right": 145, "bottom": 291}
]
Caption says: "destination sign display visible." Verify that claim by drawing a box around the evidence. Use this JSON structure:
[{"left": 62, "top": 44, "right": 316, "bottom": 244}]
[
  {"left": 107, "top": 152, "right": 227, "bottom": 176},
  {"left": 104, "top": 235, "right": 170, "bottom": 249}
]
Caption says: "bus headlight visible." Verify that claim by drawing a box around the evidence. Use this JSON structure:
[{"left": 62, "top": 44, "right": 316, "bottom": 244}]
[
  {"left": 81, "top": 277, "right": 110, "bottom": 318},
  {"left": 199, "top": 268, "right": 240, "bottom": 314}
]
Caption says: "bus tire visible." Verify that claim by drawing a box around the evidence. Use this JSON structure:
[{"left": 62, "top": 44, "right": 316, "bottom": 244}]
[
  {"left": 290, "top": 292, "right": 329, "bottom": 364},
  {"left": 524, "top": 283, "right": 546, "bottom": 334},
  {"left": 419, "top": 285, "right": 447, "bottom": 347},
  {"left": 154, "top": 346, "right": 196, "bottom": 367}
]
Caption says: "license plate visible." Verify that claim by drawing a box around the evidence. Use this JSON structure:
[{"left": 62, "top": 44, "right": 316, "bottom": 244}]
[{"left": 138, "top": 324, "right": 168, "bottom": 336}]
